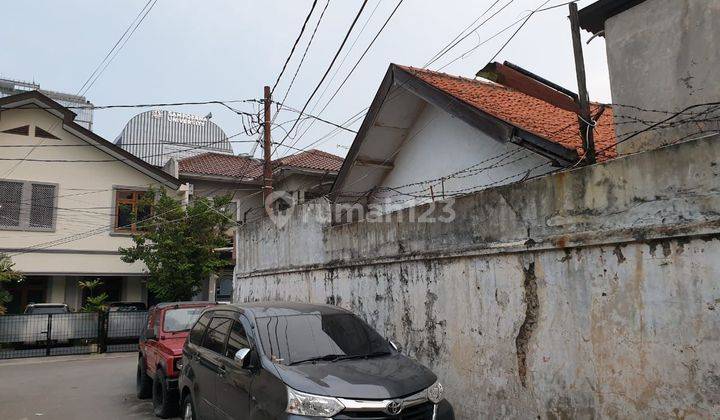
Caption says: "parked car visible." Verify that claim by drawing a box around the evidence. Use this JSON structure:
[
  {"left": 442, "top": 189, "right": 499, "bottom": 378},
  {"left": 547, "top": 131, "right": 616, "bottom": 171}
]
[
  {"left": 107, "top": 301, "right": 147, "bottom": 312},
  {"left": 136, "top": 301, "right": 217, "bottom": 418},
  {"left": 179, "top": 302, "right": 454, "bottom": 420},
  {"left": 23, "top": 303, "right": 71, "bottom": 314}
]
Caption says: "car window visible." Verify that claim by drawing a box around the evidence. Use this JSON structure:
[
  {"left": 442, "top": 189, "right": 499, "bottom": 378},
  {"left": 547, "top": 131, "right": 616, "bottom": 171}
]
[
  {"left": 163, "top": 307, "right": 205, "bottom": 332},
  {"left": 189, "top": 312, "right": 213, "bottom": 345},
  {"left": 153, "top": 312, "right": 161, "bottom": 337},
  {"left": 201, "top": 317, "right": 232, "bottom": 354},
  {"left": 224, "top": 320, "right": 249, "bottom": 359},
  {"left": 256, "top": 313, "right": 391, "bottom": 365},
  {"left": 26, "top": 306, "right": 68, "bottom": 314}
]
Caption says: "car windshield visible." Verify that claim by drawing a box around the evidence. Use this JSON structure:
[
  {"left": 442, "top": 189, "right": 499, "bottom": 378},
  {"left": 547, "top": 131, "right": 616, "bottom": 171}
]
[
  {"left": 26, "top": 306, "right": 67, "bottom": 314},
  {"left": 163, "top": 307, "right": 205, "bottom": 332},
  {"left": 256, "top": 313, "right": 391, "bottom": 365}
]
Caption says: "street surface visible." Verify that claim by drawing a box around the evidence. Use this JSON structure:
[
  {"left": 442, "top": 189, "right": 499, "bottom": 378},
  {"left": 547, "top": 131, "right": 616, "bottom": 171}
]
[{"left": 0, "top": 353, "right": 156, "bottom": 420}]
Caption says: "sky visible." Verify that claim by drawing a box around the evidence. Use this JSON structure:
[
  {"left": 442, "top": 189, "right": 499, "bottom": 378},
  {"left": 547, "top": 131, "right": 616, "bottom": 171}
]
[{"left": 0, "top": 0, "right": 611, "bottom": 159}]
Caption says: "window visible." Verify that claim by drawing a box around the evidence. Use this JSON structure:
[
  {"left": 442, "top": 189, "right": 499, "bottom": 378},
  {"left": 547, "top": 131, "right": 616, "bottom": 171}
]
[
  {"left": 114, "top": 189, "right": 150, "bottom": 232},
  {"left": 0, "top": 179, "right": 57, "bottom": 231},
  {"left": 225, "top": 320, "right": 249, "bottom": 358},
  {"left": 201, "top": 317, "right": 232, "bottom": 355},
  {"left": 163, "top": 307, "right": 205, "bottom": 333},
  {"left": 189, "top": 312, "right": 213, "bottom": 345}
]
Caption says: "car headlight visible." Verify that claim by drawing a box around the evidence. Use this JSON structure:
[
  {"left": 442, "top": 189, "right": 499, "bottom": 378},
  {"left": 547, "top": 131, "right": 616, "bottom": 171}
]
[
  {"left": 286, "top": 387, "right": 345, "bottom": 417},
  {"left": 427, "top": 380, "right": 444, "bottom": 404},
  {"left": 174, "top": 358, "right": 183, "bottom": 373}
]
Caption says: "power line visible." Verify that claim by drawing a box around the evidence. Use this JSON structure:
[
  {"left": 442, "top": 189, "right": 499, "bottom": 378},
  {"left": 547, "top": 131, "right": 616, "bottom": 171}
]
[
  {"left": 271, "top": 0, "right": 370, "bottom": 157},
  {"left": 277, "top": 0, "right": 331, "bottom": 108},
  {"left": 270, "top": 0, "right": 319, "bottom": 95},
  {"left": 75, "top": 0, "right": 154, "bottom": 96},
  {"left": 487, "top": 0, "right": 552, "bottom": 64},
  {"left": 79, "top": 0, "right": 159, "bottom": 97}
]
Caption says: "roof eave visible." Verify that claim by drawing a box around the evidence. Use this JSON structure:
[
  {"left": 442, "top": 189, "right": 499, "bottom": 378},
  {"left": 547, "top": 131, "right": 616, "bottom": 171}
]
[{"left": 578, "top": 0, "right": 648, "bottom": 35}]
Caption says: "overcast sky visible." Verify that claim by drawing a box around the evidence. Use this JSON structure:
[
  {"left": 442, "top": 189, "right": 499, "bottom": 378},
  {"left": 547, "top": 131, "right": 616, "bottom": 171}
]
[{"left": 0, "top": 0, "right": 611, "bottom": 158}]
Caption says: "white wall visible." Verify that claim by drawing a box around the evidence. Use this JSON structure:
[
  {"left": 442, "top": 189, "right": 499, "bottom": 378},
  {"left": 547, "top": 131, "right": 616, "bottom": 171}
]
[
  {"left": 372, "top": 104, "right": 554, "bottom": 212},
  {"left": 0, "top": 107, "right": 180, "bottom": 274}
]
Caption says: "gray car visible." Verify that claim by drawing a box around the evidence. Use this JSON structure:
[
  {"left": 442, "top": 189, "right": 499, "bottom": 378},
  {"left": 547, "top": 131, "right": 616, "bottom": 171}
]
[{"left": 178, "top": 302, "right": 454, "bottom": 420}]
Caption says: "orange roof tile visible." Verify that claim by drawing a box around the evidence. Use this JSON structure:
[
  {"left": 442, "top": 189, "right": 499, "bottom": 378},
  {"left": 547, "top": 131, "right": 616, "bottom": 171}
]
[
  {"left": 274, "top": 149, "right": 344, "bottom": 172},
  {"left": 399, "top": 66, "right": 617, "bottom": 161},
  {"left": 179, "top": 152, "right": 264, "bottom": 179}
]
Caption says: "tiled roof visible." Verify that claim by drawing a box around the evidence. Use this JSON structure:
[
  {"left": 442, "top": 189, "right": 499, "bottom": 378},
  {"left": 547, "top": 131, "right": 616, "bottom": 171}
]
[
  {"left": 178, "top": 152, "right": 264, "bottom": 179},
  {"left": 274, "top": 149, "right": 344, "bottom": 172},
  {"left": 179, "top": 149, "right": 343, "bottom": 180},
  {"left": 399, "top": 66, "right": 617, "bottom": 161}
]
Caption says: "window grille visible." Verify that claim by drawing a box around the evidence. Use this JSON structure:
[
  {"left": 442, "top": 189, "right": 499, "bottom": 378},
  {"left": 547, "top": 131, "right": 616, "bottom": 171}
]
[
  {"left": 0, "top": 181, "right": 23, "bottom": 227},
  {"left": 29, "top": 184, "right": 56, "bottom": 228}
]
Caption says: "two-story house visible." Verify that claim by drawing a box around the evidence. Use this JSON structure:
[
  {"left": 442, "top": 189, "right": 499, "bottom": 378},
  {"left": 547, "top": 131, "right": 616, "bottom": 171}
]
[{"left": 0, "top": 91, "right": 183, "bottom": 313}]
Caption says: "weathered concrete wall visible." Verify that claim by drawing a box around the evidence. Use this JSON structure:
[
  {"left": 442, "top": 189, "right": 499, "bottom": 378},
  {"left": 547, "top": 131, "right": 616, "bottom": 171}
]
[
  {"left": 604, "top": 0, "right": 720, "bottom": 155},
  {"left": 234, "top": 136, "right": 720, "bottom": 418}
]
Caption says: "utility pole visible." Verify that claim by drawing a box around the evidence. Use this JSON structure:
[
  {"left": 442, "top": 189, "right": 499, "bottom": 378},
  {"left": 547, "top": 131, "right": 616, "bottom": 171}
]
[
  {"left": 569, "top": 2, "right": 596, "bottom": 164},
  {"left": 263, "top": 86, "right": 273, "bottom": 202}
]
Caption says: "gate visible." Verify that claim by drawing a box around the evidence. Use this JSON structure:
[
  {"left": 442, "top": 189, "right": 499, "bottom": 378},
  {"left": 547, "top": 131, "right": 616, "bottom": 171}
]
[{"left": 0, "top": 311, "right": 147, "bottom": 359}]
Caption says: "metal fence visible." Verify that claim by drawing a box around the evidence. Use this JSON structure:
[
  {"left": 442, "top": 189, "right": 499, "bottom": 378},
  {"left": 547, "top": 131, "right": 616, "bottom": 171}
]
[{"left": 0, "top": 311, "right": 147, "bottom": 359}]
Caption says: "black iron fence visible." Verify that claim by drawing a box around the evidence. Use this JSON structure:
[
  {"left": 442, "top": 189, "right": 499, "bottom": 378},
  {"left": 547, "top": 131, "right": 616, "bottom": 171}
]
[{"left": 0, "top": 311, "right": 147, "bottom": 359}]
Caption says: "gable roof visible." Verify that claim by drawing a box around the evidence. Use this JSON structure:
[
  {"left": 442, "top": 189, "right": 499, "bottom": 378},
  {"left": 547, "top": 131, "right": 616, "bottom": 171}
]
[
  {"left": 178, "top": 149, "right": 342, "bottom": 182},
  {"left": 398, "top": 66, "right": 617, "bottom": 161},
  {"left": 179, "top": 152, "right": 264, "bottom": 180},
  {"left": 330, "top": 64, "right": 617, "bottom": 200},
  {"left": 274, "top": 149, "right": 344, "bottom": 173},
  {"left": 0, "top": 90, "right": 181, "bottom": 189}
]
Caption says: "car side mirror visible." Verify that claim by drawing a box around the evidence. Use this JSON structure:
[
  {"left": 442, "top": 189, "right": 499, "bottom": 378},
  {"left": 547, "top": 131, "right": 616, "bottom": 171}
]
[
  {"left": 145, "top": 329, "right": 156, "bottom": 340},
  {"left": 234, "top": 348, "right": 252, "bottom": 367},
  {"left": 389, "top": 340, "right": 402, "bottom": 353}
]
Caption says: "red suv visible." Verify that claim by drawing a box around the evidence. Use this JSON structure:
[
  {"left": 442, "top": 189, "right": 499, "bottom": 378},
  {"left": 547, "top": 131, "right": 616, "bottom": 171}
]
[{"left": 136, "top": 301, "right": 216, "bottom": 418}]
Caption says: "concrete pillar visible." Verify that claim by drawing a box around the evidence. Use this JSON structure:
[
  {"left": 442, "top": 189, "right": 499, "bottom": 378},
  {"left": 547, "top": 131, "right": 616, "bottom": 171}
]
[{"left": 48, "top": 276, "right": 66, "bottom": 304}]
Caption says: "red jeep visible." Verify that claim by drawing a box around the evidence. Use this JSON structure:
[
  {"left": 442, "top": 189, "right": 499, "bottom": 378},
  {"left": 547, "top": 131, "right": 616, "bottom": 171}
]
[{"left": 136, "top": 301, "right": 216, "bottom": 418}]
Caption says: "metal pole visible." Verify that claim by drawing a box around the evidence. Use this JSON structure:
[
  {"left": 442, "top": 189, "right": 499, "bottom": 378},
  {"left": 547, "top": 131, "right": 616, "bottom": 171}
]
[
  {"left": 263, "top": 86, "right": 273, "bottom": 203},
  {"left": 569, "top": 2, "right": 596, "bottom": 164}
]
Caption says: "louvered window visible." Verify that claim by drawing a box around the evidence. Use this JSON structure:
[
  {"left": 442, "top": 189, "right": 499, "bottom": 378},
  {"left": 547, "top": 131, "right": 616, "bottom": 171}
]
[
  {"left": 29, "top": 184, "right": 56, "bottom": 229},
  {"left": 0, "top": 179, "right": 57, "bottom": 231},
  {"left": 0, "top": 181, "right": 23, "bottom": 227}
]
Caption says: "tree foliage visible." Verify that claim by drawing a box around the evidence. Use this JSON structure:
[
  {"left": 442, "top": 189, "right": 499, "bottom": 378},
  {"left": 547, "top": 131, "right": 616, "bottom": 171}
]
[
  {"left": 120, "top": 188, "right": 233, "bottom": 302},
  {"left": 0, "top": 253, "right": 23, "bottom": 314},
  {"left": 78, "top": 279, "right": 108, "bottom": 313}
]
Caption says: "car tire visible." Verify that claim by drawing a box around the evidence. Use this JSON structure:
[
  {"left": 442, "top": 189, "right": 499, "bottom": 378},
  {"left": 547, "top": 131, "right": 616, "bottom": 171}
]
[
  {"left": 136, "top": 358, "right": 152, "bottom": 399},
  {"left": 152, "top": 369, "right": 178, "bottom": 418},
  {"left": 181, "top": 393, "right": 197, "bottom": 420}
]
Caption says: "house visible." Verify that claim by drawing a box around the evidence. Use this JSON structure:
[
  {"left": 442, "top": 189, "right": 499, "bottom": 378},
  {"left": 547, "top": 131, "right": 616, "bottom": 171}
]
[
  {"left": 330, "top": 64, "right": 616, "bottom": 213},
  {"left": 578, "top": 0, "right": 720, "bottom": 154},
  {"left": 0, "top": 91, "right": 183, "bottom": 313},
  {"left": 164, "top": 148, "right": 343, "bottom": 301}
]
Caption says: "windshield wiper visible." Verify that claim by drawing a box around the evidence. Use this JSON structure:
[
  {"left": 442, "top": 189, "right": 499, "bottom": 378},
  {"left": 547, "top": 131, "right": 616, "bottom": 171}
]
[
  {"left": 332, "top": 351, "right": 392, "bottom": 361},
  {"left": 288, "top": 354, "right": 347, "bottom": 365}
]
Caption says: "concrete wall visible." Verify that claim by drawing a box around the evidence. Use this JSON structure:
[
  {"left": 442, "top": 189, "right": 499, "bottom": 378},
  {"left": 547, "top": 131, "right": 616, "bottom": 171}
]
[
  {"left": 235, "top": 135, "right": 720, "bottom": 418},
  {"left": 373, "top": 104, "right": 555, "bottom": 212},
  {"left": 604, "top": 0, "right": 720, "bottom": 155}
]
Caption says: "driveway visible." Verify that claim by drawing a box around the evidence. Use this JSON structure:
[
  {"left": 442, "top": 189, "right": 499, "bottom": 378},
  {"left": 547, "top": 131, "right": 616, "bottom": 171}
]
[{"left": 0, "top": 353, "right": 157, "bottom": 420}]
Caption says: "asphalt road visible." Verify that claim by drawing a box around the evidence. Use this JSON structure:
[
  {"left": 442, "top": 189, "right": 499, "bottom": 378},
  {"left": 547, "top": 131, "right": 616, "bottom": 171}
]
[{"left": 0, "top": 353, "right": 157, "bottom": 420}]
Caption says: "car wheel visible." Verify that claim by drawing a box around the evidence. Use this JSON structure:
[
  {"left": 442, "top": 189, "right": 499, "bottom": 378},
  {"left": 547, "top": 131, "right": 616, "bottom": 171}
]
[
  {"left": 182, "top": 392, "right": 196, "bottom": 420},
  {"left": 136, "top": 358, "right": 152, "bottom": 399},
  {"left": 152, "top": 369, "right": 178, "bottom": 418}
]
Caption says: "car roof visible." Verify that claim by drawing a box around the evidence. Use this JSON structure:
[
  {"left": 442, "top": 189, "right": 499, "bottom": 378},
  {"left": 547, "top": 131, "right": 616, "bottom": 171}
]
[
  {"left": 27, "top": 303, "right": 67, "bottom": 307},
  {"left": 218, "top": 301, "right": 351, "bottom": 318},
  {"left": 153, "top": 301, "right": 216, "bottom": 310}
]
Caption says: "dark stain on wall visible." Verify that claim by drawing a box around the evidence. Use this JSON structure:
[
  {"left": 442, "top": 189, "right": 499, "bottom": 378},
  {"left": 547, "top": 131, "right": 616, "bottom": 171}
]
[{"left": 516, "top": 261, "right": 539, "bottom": 388}]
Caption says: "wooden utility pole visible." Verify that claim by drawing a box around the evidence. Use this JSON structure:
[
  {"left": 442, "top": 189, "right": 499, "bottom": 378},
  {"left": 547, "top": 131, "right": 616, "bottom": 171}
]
[
  {"left": 569, "top": 2, "right": 596, "bottom": 164},
  {"left": 263, "top": 86, "right": 273, "bottom": 201}
]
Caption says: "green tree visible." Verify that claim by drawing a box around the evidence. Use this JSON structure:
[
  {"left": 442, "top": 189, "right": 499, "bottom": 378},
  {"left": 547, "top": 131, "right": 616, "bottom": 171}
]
[
  {"left": 78, "top": 279, "right": 108, "bottom": 313},
  {"left": 0, "top": 253, "right": 23, "bottom": 315},
  {"left": 120, "top": 188, "right": 233, "bottom": 302}
]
